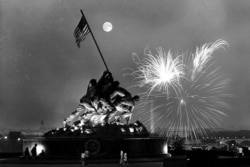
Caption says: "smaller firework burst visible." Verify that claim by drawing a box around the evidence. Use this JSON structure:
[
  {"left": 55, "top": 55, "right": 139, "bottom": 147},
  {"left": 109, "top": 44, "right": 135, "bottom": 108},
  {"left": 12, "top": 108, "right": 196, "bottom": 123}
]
[{"left": 190, "top": 39, "right": 228, "bottom": 81}]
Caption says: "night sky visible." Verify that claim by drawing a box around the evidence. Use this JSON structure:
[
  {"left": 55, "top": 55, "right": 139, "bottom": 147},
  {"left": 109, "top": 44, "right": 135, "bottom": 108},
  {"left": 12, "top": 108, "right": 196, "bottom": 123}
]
[{"left": 1, "top": 0, "right": 250, "bottom": 130}]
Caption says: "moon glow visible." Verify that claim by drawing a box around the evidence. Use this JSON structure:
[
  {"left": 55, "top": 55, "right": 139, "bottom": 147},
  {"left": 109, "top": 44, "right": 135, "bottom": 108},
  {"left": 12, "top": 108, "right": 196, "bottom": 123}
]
[{"left": 103, "top": 22, "right": 113, "bottom": 32}]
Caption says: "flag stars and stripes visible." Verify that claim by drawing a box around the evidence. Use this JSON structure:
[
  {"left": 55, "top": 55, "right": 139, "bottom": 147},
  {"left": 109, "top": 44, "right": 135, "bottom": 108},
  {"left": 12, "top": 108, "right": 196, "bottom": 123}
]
[{"left": 74, "top": 15, "right": 90, "bottom": 48}]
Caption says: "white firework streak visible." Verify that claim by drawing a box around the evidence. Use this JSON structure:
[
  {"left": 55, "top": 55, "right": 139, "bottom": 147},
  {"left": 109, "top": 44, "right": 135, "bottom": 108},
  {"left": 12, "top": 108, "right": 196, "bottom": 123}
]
[
  {"left": 130, "top": 40, "right": 231, "bottom": 140},
  {"left": 191, "top": 39, "right": 228, "bottom": 81}
]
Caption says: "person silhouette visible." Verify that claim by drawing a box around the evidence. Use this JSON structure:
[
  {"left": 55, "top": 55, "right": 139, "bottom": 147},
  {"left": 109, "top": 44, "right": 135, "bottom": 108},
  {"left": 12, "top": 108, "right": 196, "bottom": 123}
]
[
  {"left": 84, "top": 150, "right": 89, "bottom": 166},
  {"left": 81, "top": 152, "right": 86, "bottom": 166},
  {"left": 119, "top": 150, "right": 124, "bottom": 165},
  {"left": 39, "top": 149, "right": 45, "bottom": 158},
  {"left": 123, "top": 152, "right": 128, "bottom": 165},
  {"left": 31, "top": 143, "right": 37, "bottom": 158},
  {"left": 24, "top": 147, "right": 30, "bottom": 159}
]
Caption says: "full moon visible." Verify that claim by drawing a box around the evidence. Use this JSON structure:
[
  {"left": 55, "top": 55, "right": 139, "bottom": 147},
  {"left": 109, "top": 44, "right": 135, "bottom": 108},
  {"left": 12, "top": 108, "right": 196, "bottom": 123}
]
[{"left": 103, "top": 22, "right": 113, "bottom": 32}]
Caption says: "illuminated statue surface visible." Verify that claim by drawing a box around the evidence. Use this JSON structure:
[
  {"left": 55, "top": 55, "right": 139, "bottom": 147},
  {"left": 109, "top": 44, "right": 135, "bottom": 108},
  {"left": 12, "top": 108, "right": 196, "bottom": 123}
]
[{"left": 63, "top": 71, "right": 140, "bottom": 128}]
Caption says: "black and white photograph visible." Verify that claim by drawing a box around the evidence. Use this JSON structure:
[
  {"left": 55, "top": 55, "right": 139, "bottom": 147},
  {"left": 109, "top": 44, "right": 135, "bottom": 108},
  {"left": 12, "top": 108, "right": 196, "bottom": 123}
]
[{"left": 1, "top": 0, "right": 250, "bottom": 166}]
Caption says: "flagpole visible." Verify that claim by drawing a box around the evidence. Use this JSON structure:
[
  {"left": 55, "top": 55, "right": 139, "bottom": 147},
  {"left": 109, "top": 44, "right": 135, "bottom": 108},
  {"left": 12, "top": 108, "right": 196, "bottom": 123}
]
[{"left": 80, "top": 10, "right": 110, "bottom": 72}]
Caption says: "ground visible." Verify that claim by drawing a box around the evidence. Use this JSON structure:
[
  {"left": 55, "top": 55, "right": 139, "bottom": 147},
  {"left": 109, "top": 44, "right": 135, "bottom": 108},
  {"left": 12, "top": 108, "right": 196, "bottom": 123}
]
[{"left": 0, "top": 162, "right": 162, "bottom": 167}]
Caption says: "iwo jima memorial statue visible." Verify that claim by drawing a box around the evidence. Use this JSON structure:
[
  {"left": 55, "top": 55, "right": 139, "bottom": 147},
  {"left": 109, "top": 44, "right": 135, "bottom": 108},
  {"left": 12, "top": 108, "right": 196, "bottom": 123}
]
[{"left": 23, "top": 10, "right": 166, "bottom": 157}]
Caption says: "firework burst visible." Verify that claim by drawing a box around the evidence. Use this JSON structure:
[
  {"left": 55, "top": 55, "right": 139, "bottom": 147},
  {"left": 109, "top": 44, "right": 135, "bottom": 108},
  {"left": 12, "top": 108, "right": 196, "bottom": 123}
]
[
  {"left": 130, "top": 40, "right": 231, "bottom": 139},
  {"left": 130, "top": 47, "right": 185, "bottom": 97}
]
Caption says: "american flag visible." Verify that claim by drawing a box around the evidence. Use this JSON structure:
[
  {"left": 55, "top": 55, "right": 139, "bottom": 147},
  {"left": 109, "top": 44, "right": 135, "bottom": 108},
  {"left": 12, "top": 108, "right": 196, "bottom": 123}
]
[{"left": 74, "top": 15, "right": 90, "bottom": 48}]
